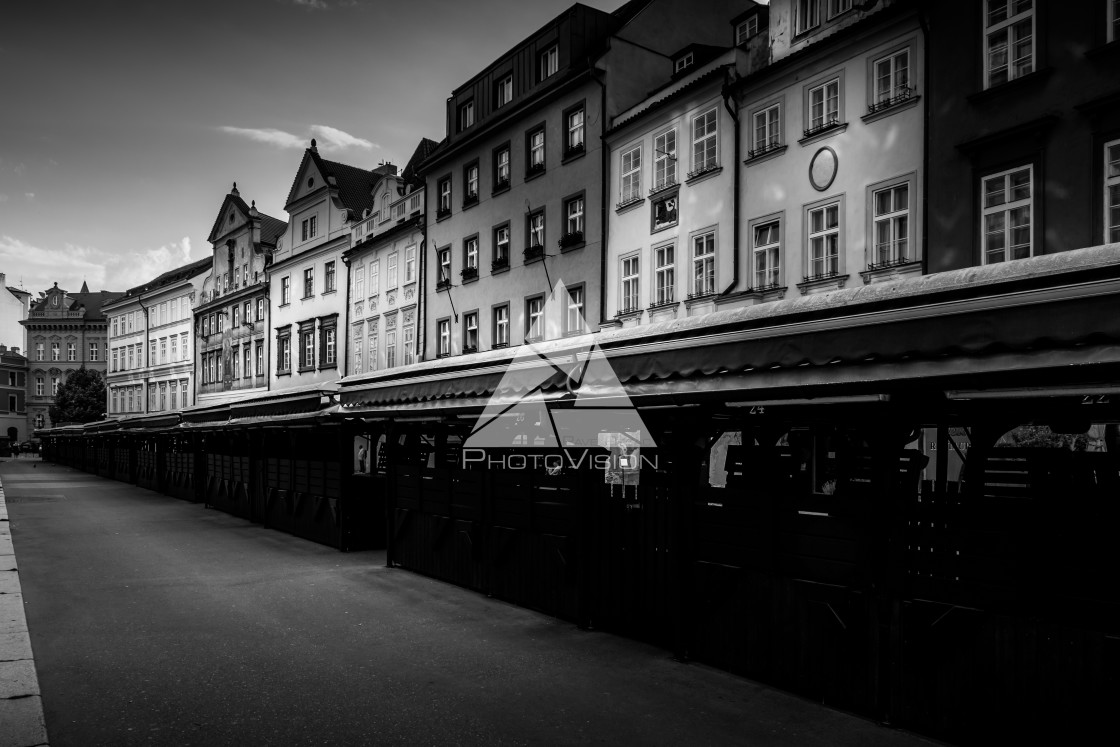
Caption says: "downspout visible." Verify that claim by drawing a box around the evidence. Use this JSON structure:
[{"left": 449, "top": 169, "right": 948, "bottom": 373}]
[
  {"left": 418, "top": 231, "right": 426, "bottom": 361},
  {"left": 137, "top": 292, "right": 150, "bottom": 414},
  {"left": 589, "top": 60, "right": 608, "bottom": 327},
  {"left": 342, "top": 249, "right": 351, "bottom": 378},
  {"left": 918, "top": 5, "right": 930, "bottom": 275},
  {"left": 720, "top": 67, "right": 741, "bottom": 295}
]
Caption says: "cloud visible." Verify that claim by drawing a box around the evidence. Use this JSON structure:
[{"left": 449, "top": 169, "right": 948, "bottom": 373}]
[
  {"left": 0, "top": 234, "right": 197, "bottom": 296},
  {"left": 219, "top": 124, "right": 375, "bottom": 152},
  {"left": 24, "top": 193, "right": 34, "bottom": 200},
  {"left": 291, "top": 0, "right": 328, "bottom": 8},
  {"left": 310, "top": 124, "right": 376, "bottom": 150},
  {"left": 218, "top": 126, "right": 305, "bottom": 149}
]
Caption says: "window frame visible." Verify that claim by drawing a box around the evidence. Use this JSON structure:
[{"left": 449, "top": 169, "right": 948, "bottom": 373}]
[
  {"left": 983, "top": 0, "right": 1036, "bottom": 89},
  {"left": 463, "top": 159, "right": 480, "bottom": 206},
  {"left": 564, "top": 283, "right": 586, "bottom": 335},
  {"left": 794, "top": 0, "right": 821, "bottom": 35},
  {"left": 463, "top": 234, "right": 480, "bottom": 280},
  {"left": 493, "top": 142, "right": 512, "bottom": 192},
  {"left": 749, "top": 212, "right": 784, "bottom": 290},
  {"left": 493, "top": 222, "right": 511, "bottom": 270},
  {"left": 620, "top": 143, "right": 643, "bottom": 205},
  {"left": 463, "top": 310, "right": 479, "bottom": 353},
  {"left": 735, "top": 15, "right": 759, "bottom": 46},
  {"left": 437, "top": 317, "right": 452, "bottom": 357},
  {"left": 526, "top": 124, "right": 546, "bottom": 176},
  {"left": 492, "top": 303, "right": 510, "bottom": 349},
  {"left": 539, "top": 44, "right": 559, "bottom": 82},
  {"left": 563, "top": 100, "right": 586, "bottom": 159},
  {"left": 496, "top": 75, "right": 513, "bottom": 108},
  {"left": 404, "top": 245, "right": 417, "bottom": 284},
  {"left": 280, "top": 276, "right": 291, "bottom": 306},
  {"left": 803, "top": 72, "right": 844, "bottom": 136},
  {"left": 980, "top": 163, "right": 1034, "bottom": 265},
  {"left": 690, "top": 107, "right": 720, "bottom": 177},
  {"left": 652, "top": 241, "right": 676, "bottom": 307},
  {"left": 652, "top": 126, "right": 678, "bottom": 191},
  {"left": 689, "top": 228, "right": 718, "bottom": 297},
  {"left": 562, "top": 191, "right": 586, "bottom": 248},
  {"left": 866, "top": 172, "right": 917, "bottom": 269},
  {"left": 302, "top": 267, "right": 315, "bottom": 299},
  {"left": 437, "top": 246, "right": 453, "bottom": 288},
  {"left": 324, "top": 260, "right": 336, "bottom": 293},
  {"left": 751, "top": 101, "right": 783, "bottom": 155},
  {"left": 802, "top": 195, "right": 845, "bottom": 280},
  {"left": 525, "top": 295, "right": 545, "bottom": 342},
  {"left": 1106, "top": 137, "right": 1120, "bottom": 243},
  {"left": 619, "top": 252, "right": 641, "bottom": 314},
  {"left": 458, "top": 99, "right": 475, "bottom": 132}
]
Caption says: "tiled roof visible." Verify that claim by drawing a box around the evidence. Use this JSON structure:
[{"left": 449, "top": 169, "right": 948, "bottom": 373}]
[
  {"left": 206, "top": 192, "right": 252, "bottom": 244},
  {"left": 259, "top": 214, "right": 287, "bottom": 246},
  {"left": 110, "top": 256, "right": 214, "bottom": 304},
  {"left": 608, "top": 63, "right": 732, "bottom": 136},
  {"left": 402, "top": 138, "right": 440, "bottom": 187},
  {"left": 318, "top": 155, "right": 380, "bottom": 217},
  {"left": 67, "top": 291, "right": 123, "bottom": 321}
]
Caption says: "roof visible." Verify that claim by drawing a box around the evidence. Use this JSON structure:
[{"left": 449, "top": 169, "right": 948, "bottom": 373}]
[
  {"left": 259, "top": 214, "right": 287, "bottom": 246},
  {"left": 206, "top": 191, "right": 252, "bottom": 244},
  {"left": 206, "top": 187, "right": 286, "bottom": 245},
  {"left": 64, "top": 290, "right": 122, "bottom": 320},
  {"left": 401, "top": 138, "right": 440, "bottom": 187},
  {"left": 106, "top": 256, "right": 214, "bottom": 306},
  {"left": 608, "top": 62, "right": 733, "bottom": 136},
  {"left": 284, "top": 148, "right": 382, "bottom": 219}
]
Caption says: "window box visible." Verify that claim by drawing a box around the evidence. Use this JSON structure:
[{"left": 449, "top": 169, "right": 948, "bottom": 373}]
[
  {"left": 615, "top": 306, "right": 642, "bottom": 318},
  {"left": 558, "top": 231, "right": 584, "bottom": 249},
  {"left": 686, "top": 160, "right": 721, "bottom": 182},
  {"left": 525, "top": 161, "right": 546, "bottom": 179},
  {"left": 491, "top": 256, "right": 510, "bottom": 272},
  {"left": 524, "top": 245, "right": 545, "bottom": 262},
  {"left": 462, "top": 193, "right": 479, "bottom": 209},
  {"left": 460, "top": 266, "right": 479, "bottom": 282},
  {"left": 492, "top": 177, "right": 510, "bottom": 195},
  {"left": 647, "top": 298, "right": 677, "bottom": 310},
  {"left": 562, "top": 142, "right": 585, "bottom": 161},
  {"left": 436, "top": 207, "right": 451, "bottom": 221},
  {"left": 686, "top": 291, "right": 716, "bottom": 301},
  {"left": 436, "top": 278, "right": 452, "bottom": 291},
  {"left": 491, "top": 342, "right": 509, "bottom": 350},
  {"left": 462, "top": 345, "right": 478, "bottom": 355}
]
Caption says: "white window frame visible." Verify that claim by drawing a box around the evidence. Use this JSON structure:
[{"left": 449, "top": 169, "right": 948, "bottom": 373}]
[
  {"left": 806, "top": 200, "right": 842, "bottom": 278},
  {"left": 403, "top": 323, "right": 415, "bottom": 365},
  {"left": 620, "top": 145, "right": 642, "bottom": 203},
  {"left": 369, "top": 260, "right": 380, "bottom": 298},
  {"left": 753, "top": 103, "right": 781, "bottom": 153},
  {"left": 459, "top": 100, "right": 474, "bottom": 131},
  {"left": 620, "top": 254, "right": 640, "bottom": 312},
  {"left": 530, "top": 129, "right": 545, "bottom": 168},
  {"left": 496, "top": 147, "right": 511, "bottom": 184},
  {"left": 463, "top": 312, "right": 478, "bottom": 351},
  {"left": 466, "top": 164, "right": 479, "bottom": 198},
  {"left": 565, "top": 286, "right": 585, "bottom": 334},
  {"left": 493, "top": 305, "right": 510, "bottom": 348},
  {"left": 870, "top": 178, "right": 912, "bottom": 267},
  {"left": 795, "top": 0, "right": 820, "bottom": 35},
  {"left": 387, "top": 252, "right": 398, "bottom": 288},
  {"left": 691, "top": 230, "right": 716, "bottom": 296},
  {"left": 567, "top": 108, "right": 585, "bottom": 151},
  {"left": 873, "top": 48, "right": 911, "bottom": 107},
  {"left": 807, "top": 78, "right": 840, "bottom": 132},
  {"left": 981, "top": 164, "right": 1034, "bottom": 264},
  {"left": 497, "top": 75, "right": 513, "bottom": 107},
  {"left": 438, "top": 248, "right": 452, "bottom": 284},
  {"left": 1105, "top": 138, "right": 1120, "bottom": 243},
  {"left": 439, "top": 178, "right": 451, "bottom": 212},
  {"left": 526, "top": 296, "right": 544, "bottom": 340},
  {"left": 653, "top": 128, "right": 677, "bottom": 190},
  {"left": 653, "top": 242, "right": 676, "bottom": 305},
  {"left": 368, "top": 321, "right": 379, "bottom": 372},
  {"left": 540, "top": 45, "right": 558, "bottom": 81},
  {"left": 495, "top": 225, "right": 510, "bottom": 262},
  {"left": 404, "top": 245, "right": 416, "bottom": 284},
  {"left": 984, "top": 0, "right": 1035, "bottom": 89},
  {"left": 827, "top": 0, "right": 852, "bottom": 19},
  {"left": 691, "top": 108, "right": 719, "bottom": 175},
  {"left": 528, "top": 211, "right": 545, "bottom": 248},
  {"left": 465, "top": 236, "right": 479, "bottom": 270},
  {"left": 674, "top": 52, "right": 694, "bottom": 72},
  {"left": 565, "top": 196, "right": 584, "bottom": 236},
  {"left": 752, "top": 218, "right": 782, "bottom": 289}
]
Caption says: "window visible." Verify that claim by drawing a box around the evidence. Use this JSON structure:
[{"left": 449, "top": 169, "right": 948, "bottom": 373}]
[
  {"left": 387, "top": 252, "right": 398, "bottom": 288},
  {"left": 255, "top": 341, "right": 263, "bottom": 377},
  {"left": 170, "top": 381, "right": 177, "bottom": 409},
  {"left": 527, "top": 210, "right": 545, "bottom": 249},
  {"left": 494, "top": 225, "right": 510, "bottom": 267},
  {"left": 494, "top": 145, "right": 511, "bottom": 189},
  {"left": 620, "top": 145, "right": 642, "bottom": 204},
  {"left": 325, "top": 261, "right": 336, "bottom": 293},
  {"left": 368, "top": 321, "right": 379, "bottom": 372},
  {"left": 243, "top": 301, "right": 251, "bottom": 325},
  {"left": 112, "top": 317, "right": 118, "bottom": 337},
  {"left": 369, "top": 260, "right": 380, "bottom": 297},
  {"left": 735, "top": 15, "right": 759, "bottom": 45},
  {"left": 256, "top": 298, "right": 265, "bottom": 321},
  {"left": 463, "top": 312, "right": 478, "bottom": 352},
  {"left": 112, "top": 349, "right": 118, "bottom": 372},
  {"left": 621, "top": 255, "right": 640, "bottom": 312},
  {"left": 404, "top": 245, "right": 417, "bottom": 284},
  {"left": 985, "top": 0, "right": 1034, "bottom": 88},
  {"left": 301, "top": 215, "right": 318, "bottom": 241},
  {"left": 526, "top": 297, "right": 544, "bottom": 340},
  {"left": 35, "top": 414, "right": 44, "bottom": 429},
  {"left": 403, "top": 322, "right": 415, "bottom": 365},
  {"left": 112, "top": 389, "right": 118, "bottom": 413},
  {"left": 302, "top": 268, "right": 314, "bottom": 298},
  {"left": 754, "top": 221, "right": 781, "bottom": 288},
  {"left": 795, "top": 0, "right": 820, "bottom": 34},
  {"left": 438, "top": 177, "right": 452, "bottom": 216},
  {"left": 463, "top": 236, "right": 479, "bottom": 279},
  {"left": 241, "top": 344, "right": 249, "bottom": 378},
  {"left": 493, "top": 305, "right": 510, "bottom": 348},
  {"left": 653, "top": 129, "right": 677, "bottom": 190},
  {"left": 127, "top": 345, "right": 134, "bottom": 370},
  {"left": 827, "top": 0, "right": 852, "bottom": 18},
  {"left": 691, "top": 109, "right": 719, "bottom": 175},
  {"left": 170, "top": 335, "right": 177, "bottom": 363},
  {"left": 528, "top": 127, "right": 546, "bottom": 173},
  {"left": 437, "top": 247, "right": 452, "bottom": 287},
  {"left": 873, "top": 49, "right": 911, "bottom": 110},
  {"left": 565, "top": 286, "right": 584, "bottom": 334},
  {"left": 278, "top": 332, "right": 291, "bottom": 373},
  {"left": 36, "top": 343, "right": 43, "bottom": 361},
  {"left": 181, "top": 333, "right": 189, "bottom": 360},
  {"left": 566, "top": 106, "right": 585, "bottom": 155},
  {"left": 654, "top": 244, "right": 675, "bottom": 305},
  {"left": 232, "top": 305, "right": 240, "bottom": 328},
  {"left": 807, "top": 203, "right": 841, "bottom": 277},
  {"left": 301, "top": 326, "right": 315, "bottom": 370},
  {"left": 217, "top": 313, "right": 223, "bottom": 333},
  {"left": 982, "top": 165, "right": 1033, "bottom": 264},
  {"left": 464, "top": 163, "right": 479, "bottom": 202},
  {"left": 1111, "top": 0, "right": 1120, "bottom": 42},
  {"left": 458, "top": 100, "right": 474, "bottom": 131},
  {"left": 352, "top": 324, "right": 363, "bottom": 374},
  {"left": 496, "top": 75, "right": 513, "bottom": 107},
  {"left": 321, "top": 321, "right": 337, "bottom": 367},
  {"left": 149, "top": 339, "right": 157, "bottom": 366},
  {"left": 674, "top": 52, "right": 694, "bottom": 73},
  {"left": 692, "top": 232, "right": 716, "bottom": 296},
  {"left": 539, "top": 45, "right": 558, "bottom": 81},
  {"left": 36, "top": 377, "right": 44, "bottom": 396},
  {"left": 872, "top": 183, "right": 910, "bottom": 266},
  {"left": 160, "top": 337, "right": 168, "bottom": 364},
  {"left": 231, "top": 348, "right": 239, "bottom": 380},
  {"left": 386, "top": 327, "right": 396, "bottom": 368},
  {"left": 807, "top": 78, "right": 840, "bottom": 133},
  {"left": 51, "top": 342, "right": 59, "bottom": 361},
  {"left": 752, "top": 104, "right": 781, "bottom": 155},
  {"left": 564, "top": 196, "right": 584, "bottom": 241},
  {"left": 380, "top": 193, "right": 390, "bottom": 223},
  {"left": 66, "top": 342, "right": 75, "bottom": 361},
  {"left": 1106, "top": 139, "right": 1120, "bottom": 243}
]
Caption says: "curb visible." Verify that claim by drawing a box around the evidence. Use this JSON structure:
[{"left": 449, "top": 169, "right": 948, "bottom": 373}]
[{"left": 0, "top": 474, "right": 50, "bottom": 747}]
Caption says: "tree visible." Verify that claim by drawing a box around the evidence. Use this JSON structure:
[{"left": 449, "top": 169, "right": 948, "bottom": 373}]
[{"left": 49, "top": 367, "right": 106, "bottom": 425}]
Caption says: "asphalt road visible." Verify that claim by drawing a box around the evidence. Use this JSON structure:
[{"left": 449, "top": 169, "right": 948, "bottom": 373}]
[{"left": 1, "top": 458, "right": 935, "bottom": 746}]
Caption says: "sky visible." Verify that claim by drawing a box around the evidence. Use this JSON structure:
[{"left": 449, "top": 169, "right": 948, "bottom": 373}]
[{"left": 0, "top": 0, "right": 623, "bottom": 296}]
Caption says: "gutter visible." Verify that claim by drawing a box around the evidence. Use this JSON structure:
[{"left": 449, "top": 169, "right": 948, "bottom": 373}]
[
  {"left": 589, "top": 61, "right": 608, "bottom": 327},
  {"left": 720, "top": 67, "right": 741, "bottom": 295}
]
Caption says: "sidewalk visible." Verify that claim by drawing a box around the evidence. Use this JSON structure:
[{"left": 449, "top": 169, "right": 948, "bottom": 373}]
[{"left": 0, "top": 472, "right": 49, "bottom": 747}]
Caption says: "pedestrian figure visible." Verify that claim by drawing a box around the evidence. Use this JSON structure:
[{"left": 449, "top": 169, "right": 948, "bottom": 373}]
[{"left": 357, "top": 443, "right": 368, "bottom": 474}]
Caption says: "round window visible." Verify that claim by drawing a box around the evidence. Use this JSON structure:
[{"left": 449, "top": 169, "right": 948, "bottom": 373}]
[{"left": 307, "top": 177, "right": 315, "bottom": 188}]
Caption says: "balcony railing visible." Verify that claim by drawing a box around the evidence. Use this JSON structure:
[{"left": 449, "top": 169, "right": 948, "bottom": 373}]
[
  {"left": 747, "top": 140, "right": 784, "bottom": 159},
  {"left": 616, "top": 194, "right": 643, "bottom": 211},
  {"left": 867, "top": 86, "right": 915, "bottom": 115},
  {"left": 866, "top": 254, "right": 911, "bottom": 271},
  {"left": 650, "top": 177, "right": 678, "bottom": 195},
  {"left": 803, "top": 115, "right": 842, "bottom": 139},
  {"left": 687, "top": 158, "right": 720, "bottom": 180},
  {"left": 615, "top": 304, "right": 641, "bottom": 317},
  {"left": 802, "top": 268, "right": 840, "bottom": 283}
]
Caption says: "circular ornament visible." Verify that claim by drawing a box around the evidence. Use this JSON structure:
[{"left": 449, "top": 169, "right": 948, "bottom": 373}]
[{"left": 809, "top": 146, "right": 838, "bottom": 192}]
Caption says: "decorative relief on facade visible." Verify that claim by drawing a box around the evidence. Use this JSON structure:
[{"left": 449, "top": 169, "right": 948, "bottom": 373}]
[
  {"left": 403, "top": 308, "right": 415, "bottom": 325},
  {"left": 404, "top": 287, "right": 415, "bottom": 301},
  {"left": 387, "top": 290, "right": 397, "bottom": 307},
  {"left": 354, "top": 301, "right": 364, "bottom": 317},
  {"left": 369, "top": 295, "right": 378, "bottom": 311},
  {"left": 385, "top": 313, "right": 397, "bottom": 331}
]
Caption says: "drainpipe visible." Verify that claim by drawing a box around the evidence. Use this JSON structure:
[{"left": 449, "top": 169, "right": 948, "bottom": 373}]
[
  {"left": 342, "top": 249, "right": 351, "bottom": 378},
  {"left": 589, "top": 61, "right": 608, "bottom": 327},
  {"left": 720, "top": 67, "right": 741, "bottom": 296},
  {"left": 137, "top": 292, "right": 150, "bottom": 415},
  {"left": 418, "top": 231, "right": 427, "bottom": 361},
  {"left": 918, "top": 6, "right": 930, "bottom": 275}
]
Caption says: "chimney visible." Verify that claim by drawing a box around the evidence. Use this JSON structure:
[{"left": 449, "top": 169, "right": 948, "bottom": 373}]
[
  {"left": 0, "top": 344, "right": 6, "bottom": 353},
  {"left": 12, "top": 347, "right": 20, "bottom": 355},
  {"left": 372, "top": 163, "right": 398, "bottom": 177}
]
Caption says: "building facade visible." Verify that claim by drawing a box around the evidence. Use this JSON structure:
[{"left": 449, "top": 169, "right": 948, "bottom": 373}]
[
  {"left": 21, "top": 282, "right": 120, "bottom": 431},
  {"left": 270, "top": 144, "right": 389, "bottom": 391},
  {"left": 925, "top": 0, "right": 1120, "bottom": 272},
  {"left": 343, "top": 140, "right": 434, "bottom": 376},
  {"left": 103, "top": 258, "right": 211, "bottom": 417},
  {"left": 0, "top": 344, "right": 29, "bottom": 444},
  {"left": 1, "top": 273, "right": 32, "bottom": 352},
  {"left": 196, "top": 184, "right": 285, "bottom": 406}
]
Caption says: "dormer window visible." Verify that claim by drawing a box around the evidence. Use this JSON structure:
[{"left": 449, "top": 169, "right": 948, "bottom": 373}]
[
  {"left": 674, "top": 52, "right": 694, "bottom": 73},
  {"left": 735, "top": 15, "right": 759, "bottom": 45},
  {"left": 459, "top": 100, "right": 475, "bottom": 132},
  {"left": 539, "top": 45, "right": 558, "bottom": 82},
  {"left": 496, "top": 75, "right": 513, "bottom": 107}
]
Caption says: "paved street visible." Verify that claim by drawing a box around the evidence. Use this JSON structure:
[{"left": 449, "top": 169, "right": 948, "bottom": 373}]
[{"left": 0, "top": 459, "right": 936, "bottom": 746}]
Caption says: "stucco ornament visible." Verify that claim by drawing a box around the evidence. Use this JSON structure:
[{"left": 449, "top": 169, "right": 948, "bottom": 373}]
[{"left": 809, "top": 146, "right": 838, "bottom": 192}]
